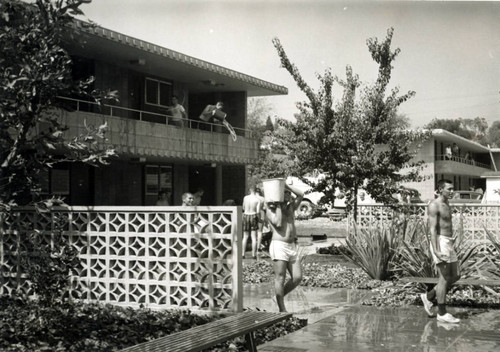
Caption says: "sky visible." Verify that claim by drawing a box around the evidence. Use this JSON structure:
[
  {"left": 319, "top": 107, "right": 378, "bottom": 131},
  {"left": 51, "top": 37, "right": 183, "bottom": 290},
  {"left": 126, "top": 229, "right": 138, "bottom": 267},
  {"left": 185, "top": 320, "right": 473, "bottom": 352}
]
[{"left": 78, "top": 0, "right": 500, "bottom": 128}]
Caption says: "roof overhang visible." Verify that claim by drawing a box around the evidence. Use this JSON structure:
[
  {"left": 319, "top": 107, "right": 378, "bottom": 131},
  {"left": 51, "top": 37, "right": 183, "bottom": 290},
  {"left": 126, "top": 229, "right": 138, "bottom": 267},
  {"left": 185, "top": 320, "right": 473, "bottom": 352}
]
[
  {"left": 64, "top": 20, "right": 287, "bottom": 97},
  {"left": 430, "top": 129, "right": 490, "bottom": 153}
]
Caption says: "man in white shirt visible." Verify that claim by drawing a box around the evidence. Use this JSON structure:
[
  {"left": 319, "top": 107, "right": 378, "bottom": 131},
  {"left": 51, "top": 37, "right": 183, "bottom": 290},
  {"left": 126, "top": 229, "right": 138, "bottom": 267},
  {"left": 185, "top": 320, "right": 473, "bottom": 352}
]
[{"left": 169, "top": 96, "right": 187, "bottom": 127}]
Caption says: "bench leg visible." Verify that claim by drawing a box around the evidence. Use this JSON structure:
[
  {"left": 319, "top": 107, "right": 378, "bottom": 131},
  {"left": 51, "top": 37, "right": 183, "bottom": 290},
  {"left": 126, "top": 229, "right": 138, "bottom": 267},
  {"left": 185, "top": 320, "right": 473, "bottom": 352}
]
[{"left": 245, "top": 332, "right": 257, "bottom": 352}]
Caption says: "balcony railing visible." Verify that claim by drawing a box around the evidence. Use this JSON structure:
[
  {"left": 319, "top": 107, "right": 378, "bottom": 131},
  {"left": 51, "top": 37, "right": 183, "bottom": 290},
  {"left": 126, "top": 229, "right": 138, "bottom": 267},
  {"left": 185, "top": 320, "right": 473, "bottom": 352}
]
[
  {"left": 0, "top": 206, "right": 243, "bottom": 313},
  {"left": 435, "top": 154, "right": 491, "bottom": 169},
  {"left": 57, "top": 96, "right": 256, "bottom": 139}
]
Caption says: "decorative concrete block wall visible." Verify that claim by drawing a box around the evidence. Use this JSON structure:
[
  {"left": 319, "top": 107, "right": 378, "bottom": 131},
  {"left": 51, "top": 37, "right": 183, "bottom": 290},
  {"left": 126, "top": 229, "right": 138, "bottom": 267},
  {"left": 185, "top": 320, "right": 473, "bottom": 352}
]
[{"left": 0, "top": 206, "right": 243, "bottom": 313}]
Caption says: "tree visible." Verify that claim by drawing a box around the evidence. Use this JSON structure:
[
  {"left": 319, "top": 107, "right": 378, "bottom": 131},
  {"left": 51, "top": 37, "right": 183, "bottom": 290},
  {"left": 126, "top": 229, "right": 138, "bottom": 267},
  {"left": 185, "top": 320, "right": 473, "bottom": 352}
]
[
  {"left": 488, "top": 121, "right": 500, "bottom": 148},
  {"left": 270, "top": 28, "right": 428, "bottom": 214},
  {"left": 425, "top": 117, "right": 489, "bottom": 145},
  {"left": 0, "top": 0, "right": 116, "bottom": 208}
]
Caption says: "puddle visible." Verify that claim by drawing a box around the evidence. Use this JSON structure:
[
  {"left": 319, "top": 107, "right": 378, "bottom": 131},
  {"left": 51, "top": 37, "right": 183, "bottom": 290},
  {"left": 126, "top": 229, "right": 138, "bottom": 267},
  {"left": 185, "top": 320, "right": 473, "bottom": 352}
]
[{"left": 243, "top": 284, "right": 372, "bottom": 323}]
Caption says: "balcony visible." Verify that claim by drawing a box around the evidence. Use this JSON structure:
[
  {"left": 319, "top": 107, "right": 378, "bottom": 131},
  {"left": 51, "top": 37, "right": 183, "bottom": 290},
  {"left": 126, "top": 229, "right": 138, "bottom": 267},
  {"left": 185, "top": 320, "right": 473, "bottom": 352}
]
[
  {"left": 435, "top": 154, "right": 492, "bottom": 176},
  {"left": 57, "top": 97, "right": 259, "bottom": 164}
]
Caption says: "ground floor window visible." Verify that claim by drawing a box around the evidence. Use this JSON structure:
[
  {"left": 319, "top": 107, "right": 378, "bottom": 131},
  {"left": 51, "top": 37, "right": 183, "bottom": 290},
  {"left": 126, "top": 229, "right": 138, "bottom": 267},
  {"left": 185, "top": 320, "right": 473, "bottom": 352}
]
[{"left": 145, "top": 164, "right": 173, "bottom": 204}]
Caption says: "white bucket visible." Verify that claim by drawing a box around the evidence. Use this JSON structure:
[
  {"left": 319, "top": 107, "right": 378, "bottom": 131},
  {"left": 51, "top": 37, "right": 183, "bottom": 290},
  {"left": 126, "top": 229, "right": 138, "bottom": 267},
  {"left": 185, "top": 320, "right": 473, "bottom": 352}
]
[{"left": 262, "top": 178, "right": 285, "bottom": 202}]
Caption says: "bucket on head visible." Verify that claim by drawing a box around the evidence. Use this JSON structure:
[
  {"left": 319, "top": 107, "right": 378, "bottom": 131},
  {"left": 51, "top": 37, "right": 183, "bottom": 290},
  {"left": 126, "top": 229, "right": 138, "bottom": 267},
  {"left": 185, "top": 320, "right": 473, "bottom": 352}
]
[{"left": 262, "top": 178, "right": 286, "bottom": 202}]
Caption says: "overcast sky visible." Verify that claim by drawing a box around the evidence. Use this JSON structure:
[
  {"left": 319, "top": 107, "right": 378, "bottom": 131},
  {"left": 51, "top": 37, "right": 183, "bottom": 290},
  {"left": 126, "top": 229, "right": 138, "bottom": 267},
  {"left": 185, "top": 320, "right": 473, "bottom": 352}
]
[{"left": 79, "top": 0, "right": 500, "bottom": 128}]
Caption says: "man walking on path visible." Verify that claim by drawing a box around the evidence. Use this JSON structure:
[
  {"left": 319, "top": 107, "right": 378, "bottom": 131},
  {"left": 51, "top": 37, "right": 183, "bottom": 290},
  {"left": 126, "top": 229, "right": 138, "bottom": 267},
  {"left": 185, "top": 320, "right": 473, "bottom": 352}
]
[
  {"left": 421, "top": 179, "right": 461, "bottom": 324},
  {"left": 266, "top": 183, "right": 304, "bottom": 312},
  {"left": 242, "top": 186, "right": 261, "bottom": 259}
]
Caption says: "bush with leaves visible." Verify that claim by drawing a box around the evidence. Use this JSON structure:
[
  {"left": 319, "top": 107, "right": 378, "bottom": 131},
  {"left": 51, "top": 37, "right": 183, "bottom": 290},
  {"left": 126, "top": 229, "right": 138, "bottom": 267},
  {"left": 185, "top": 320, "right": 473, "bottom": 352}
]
[
  {"left": 0, "top": 0, "right": 116, "bottom": 208},
  {"left": 341, "top": 222, "right": 402, "bottom": 280},
  {"left": 0, "top": 297, "right": 306, "bottom": 352}
]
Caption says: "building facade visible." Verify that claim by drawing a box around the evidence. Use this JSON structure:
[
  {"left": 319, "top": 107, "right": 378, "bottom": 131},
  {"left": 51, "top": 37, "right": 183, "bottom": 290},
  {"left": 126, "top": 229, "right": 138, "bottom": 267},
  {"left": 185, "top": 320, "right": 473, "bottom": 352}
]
[
  {"left": 45, "top": 20, "right": 287, "bottom": 206},
  {"left": 403, "top": 129, "right": 497, "bottom": 201}
]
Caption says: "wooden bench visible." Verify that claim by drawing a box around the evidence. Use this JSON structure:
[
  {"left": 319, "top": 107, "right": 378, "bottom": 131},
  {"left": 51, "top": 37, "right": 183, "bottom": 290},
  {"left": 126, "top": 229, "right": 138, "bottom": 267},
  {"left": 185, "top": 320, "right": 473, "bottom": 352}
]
[
  {"left": 401, "top": 277, "right": 500, "bottom": 287},
  {"left": 119, "top": 311, "right": 293, "bottom": 352}
]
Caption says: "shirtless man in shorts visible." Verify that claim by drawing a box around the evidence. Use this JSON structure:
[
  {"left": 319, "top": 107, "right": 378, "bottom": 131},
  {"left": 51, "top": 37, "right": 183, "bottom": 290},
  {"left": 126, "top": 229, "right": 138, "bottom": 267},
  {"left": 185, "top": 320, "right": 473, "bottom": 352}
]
[
  {"left": 421, "top": 179, "right": 461, "bottom": 324},
  {"left": 242, "top": 186, "right": 261, "bottom": 259},
  {"left": 266, "top": 183, "right": 304, "bottom": 312}
]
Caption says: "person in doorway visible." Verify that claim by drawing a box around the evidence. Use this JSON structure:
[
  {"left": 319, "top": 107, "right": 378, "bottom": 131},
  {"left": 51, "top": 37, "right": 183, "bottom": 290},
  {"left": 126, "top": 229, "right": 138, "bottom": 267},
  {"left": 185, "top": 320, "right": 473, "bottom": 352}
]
[
  {"left": 169, "top": 95, "right": 187, "bottom": 127},
  {"left": 266, "top": 183, "right": 304, "bottom": 312},
  {"left": 156, "top": 191, "right": 170, "bottom": 206},
  {"left": 242, "top": 186, "right": 261, "bottom": 260},
  {"left": 181, "top": 192, "right": 194, "bottom": 206},
  {"left": 420, "top": 179, "right": 461, "bottom": 324},
  {"left": 192, "top": 188, "right": 204, "bottom": 206}
]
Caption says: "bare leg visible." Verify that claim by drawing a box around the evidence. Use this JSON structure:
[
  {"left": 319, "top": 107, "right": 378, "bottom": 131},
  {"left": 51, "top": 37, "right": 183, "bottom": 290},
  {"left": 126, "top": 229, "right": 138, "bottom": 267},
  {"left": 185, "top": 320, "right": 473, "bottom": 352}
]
[
  {"left": 242, "top": 231, "right": 249, "bottom": 258},
  {"left": 436, "top": 262, "right": 449, "bottom": 304},
  {"left": 283, "top": 259, "right": 302, "bottom": 296},
  {"left": 273, "top": 260, "right": 288, "bottom": 312},
  {"left": 256, "top": 229, "right": 263, "bottom": 253},
  {"left": 250, "top": 230, "right": 257, "bottom": 257}
]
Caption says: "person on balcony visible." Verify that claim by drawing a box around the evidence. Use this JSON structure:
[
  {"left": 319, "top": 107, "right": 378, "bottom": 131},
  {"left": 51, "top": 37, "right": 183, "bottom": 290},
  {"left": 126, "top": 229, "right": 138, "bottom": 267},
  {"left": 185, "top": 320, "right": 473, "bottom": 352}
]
[
  {"left": 445, "top": 144, "right": 452, "bottom": 160},
  {"left": 169, "top": 96, "right": 187, "bottom": 127},
  {"left": 199, "top": 101, "right": 225, "bottom": 130},
  {"left": 192, "top": 188, "right": 204, "bottom": 206},
  {"left": 181, "top": 192, "right": 194, "bottom": 206},
  {"left": 265, "top": 183, "right": 304, "bottom": 312},
  {"left": 156, "top": 191, "right": 170, "bottom": 206},
  {"left": 452, "top": 143, "right": 459, "bottom": 157},
  {"left": 421, "top": 179, "right": 461, "bottom": 324}
]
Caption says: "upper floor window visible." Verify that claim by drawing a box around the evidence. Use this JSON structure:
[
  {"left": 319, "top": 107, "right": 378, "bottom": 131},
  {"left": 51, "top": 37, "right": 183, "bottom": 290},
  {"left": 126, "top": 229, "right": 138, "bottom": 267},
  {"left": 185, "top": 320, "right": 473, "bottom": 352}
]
[{"left": 145, "top": 78, "right": 172, "bottom": 107}]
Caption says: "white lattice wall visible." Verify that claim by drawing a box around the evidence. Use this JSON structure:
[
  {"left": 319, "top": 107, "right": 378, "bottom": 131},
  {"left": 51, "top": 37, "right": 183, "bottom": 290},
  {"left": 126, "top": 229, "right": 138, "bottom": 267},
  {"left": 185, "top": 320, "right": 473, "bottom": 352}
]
[
  {"left": 0, "top": 206, "right": 243, "bottom": 313},
  {"left": 352, "top": 204, "right": 500, "bottom": 242}
]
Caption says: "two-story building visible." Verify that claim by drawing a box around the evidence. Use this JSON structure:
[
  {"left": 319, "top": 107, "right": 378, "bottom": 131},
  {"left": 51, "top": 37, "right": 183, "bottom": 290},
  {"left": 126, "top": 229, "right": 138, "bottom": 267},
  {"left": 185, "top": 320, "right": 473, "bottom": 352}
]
[
  {"left": 403, "top": 129, "right": 497, "bottom": 201},
  {"left": 45, "top": 20, "right": 287, "bottom": 206}
]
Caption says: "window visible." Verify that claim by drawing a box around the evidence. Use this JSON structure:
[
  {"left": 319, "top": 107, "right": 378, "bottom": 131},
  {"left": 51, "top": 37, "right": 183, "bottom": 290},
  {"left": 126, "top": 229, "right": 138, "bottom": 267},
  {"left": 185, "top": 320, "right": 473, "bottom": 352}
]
[
  {"left": 145, "top": 165, "right": 173, "bottom": 196},
  {"left": 39, "top": 168, "right": 70, "bottom": 195},
  {"left": 145, "top": 78, "right": 172, "bottom": 107}
]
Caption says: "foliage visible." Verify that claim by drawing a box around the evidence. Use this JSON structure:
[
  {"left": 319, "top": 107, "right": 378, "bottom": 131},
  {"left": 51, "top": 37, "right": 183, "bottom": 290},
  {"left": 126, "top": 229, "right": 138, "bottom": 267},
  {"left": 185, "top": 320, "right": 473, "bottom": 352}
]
[
  {"left": 484, "top": 229, "right": 500, "bottom": 279},
  {"left": 487, "top": 120, "right": 500, "bottom": 147},
  {"left": 0, "top": 0, "right": 116, "bottom": 208},
  {"left": 270, "top": 28, "right": 429, "bottom": 214},
  {"left": 316, "top": 243, "right": 351, "bottom": 256},
  {"left": 19, "top": 229, "right": 80, "bottom": 308},
  {"left": 365, "top": 282, "right": 500, "bottom": 308},
  {"left": 242, "top": 259, "right": 380, "bottom": 290},
  {"left": 424, "top": 117, "right": 489, "bottom": 145},
  {"left": 0, "top": 297, "right": 306, "bottom": 352},
  {"left": 341, "top": 222, "right": 402, "bottom": 280}
]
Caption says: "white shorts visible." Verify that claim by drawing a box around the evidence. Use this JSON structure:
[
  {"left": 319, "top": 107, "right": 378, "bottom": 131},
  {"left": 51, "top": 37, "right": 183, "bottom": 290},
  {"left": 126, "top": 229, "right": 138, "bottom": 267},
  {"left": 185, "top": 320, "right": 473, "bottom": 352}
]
[
  {"left": 269, "top": 240, "right": 298, "bottom": 263},
  {"left": 431, "top": 235, "right": 458, "bottom": 264}
]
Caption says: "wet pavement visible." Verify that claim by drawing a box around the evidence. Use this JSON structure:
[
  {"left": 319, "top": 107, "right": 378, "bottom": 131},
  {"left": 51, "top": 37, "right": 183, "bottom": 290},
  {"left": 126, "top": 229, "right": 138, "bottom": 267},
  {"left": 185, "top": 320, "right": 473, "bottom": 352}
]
[
  {"left": 243, "top": 244, "right": 500, "bottom": 351},
  {"left": 244, "top": 237, "right": 500, "bottom": 351},
  {"left": 258, "top": 305, "right": 500, "bottom": 352}
]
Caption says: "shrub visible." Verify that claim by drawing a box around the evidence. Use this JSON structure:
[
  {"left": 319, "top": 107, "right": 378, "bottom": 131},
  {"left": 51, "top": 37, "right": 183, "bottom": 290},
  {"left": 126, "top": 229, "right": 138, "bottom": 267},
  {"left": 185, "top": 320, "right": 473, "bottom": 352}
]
[
  {"left": 0, "top": 297, "right": 306, "bottom": 352},
  {"left": 316, "top": 243, "right": 351, "bottom": 256},
  {"left": 341, "top": 222, "right": 402, "bottom": 280}
]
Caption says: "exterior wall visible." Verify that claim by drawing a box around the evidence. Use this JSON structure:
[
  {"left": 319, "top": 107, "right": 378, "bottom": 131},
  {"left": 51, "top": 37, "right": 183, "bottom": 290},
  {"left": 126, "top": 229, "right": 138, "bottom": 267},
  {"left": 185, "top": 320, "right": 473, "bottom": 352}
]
[
  {"left": 93, "top": 161, "right": 143, "bottom": 205},
  {"left": 484, "top": 177, "right": 500, "bottom": 203},
  {"left": 401, "top": 137, "right": 436, "bottom": 201},
  {"left": 222, "top": 165, "right": 246, "bottom": 205},
  {"left": 1, "top": 206, "right": 244, "bottom": 312}
]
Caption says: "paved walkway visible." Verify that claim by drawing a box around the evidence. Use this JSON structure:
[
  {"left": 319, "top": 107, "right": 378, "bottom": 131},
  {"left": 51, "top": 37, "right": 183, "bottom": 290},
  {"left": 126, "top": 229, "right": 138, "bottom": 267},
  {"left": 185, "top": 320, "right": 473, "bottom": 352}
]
[
  {"left": 246, "top": 236, "right": 499, "bottom": 351},
  {"left": 258, "top": 305, "right": 499, "bottom": 351}
]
